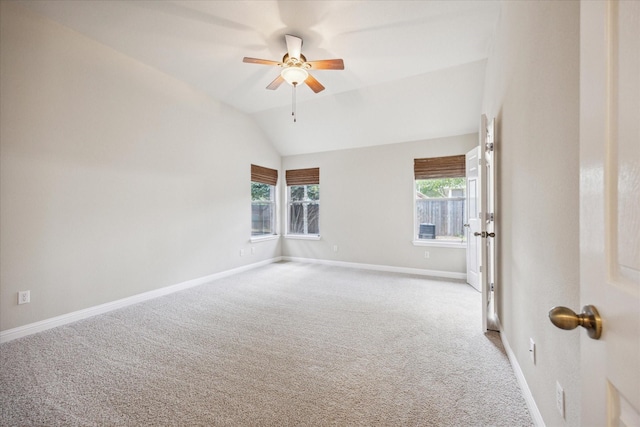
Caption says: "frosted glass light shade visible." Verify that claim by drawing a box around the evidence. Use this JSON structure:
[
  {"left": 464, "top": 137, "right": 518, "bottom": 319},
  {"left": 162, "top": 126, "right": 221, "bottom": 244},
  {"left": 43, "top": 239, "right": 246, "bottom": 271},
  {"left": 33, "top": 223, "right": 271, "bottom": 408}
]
[{"left": 281, "top": 67, "right": 308, "bottom": 86}]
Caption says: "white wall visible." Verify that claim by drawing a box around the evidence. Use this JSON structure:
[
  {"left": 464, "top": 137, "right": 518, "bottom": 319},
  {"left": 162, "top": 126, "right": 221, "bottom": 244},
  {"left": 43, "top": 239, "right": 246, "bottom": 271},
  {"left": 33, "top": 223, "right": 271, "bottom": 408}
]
[
  {"left": 253, "top": 60, "right": 487, "bottom": 156},
  {"left": 482, "top": 1, "right": 581, "bottom": 426},
  {"left": 0, "top": 3, "right": 280, "bottom": 331},
  {"left": 281, "top": 134, "right": 477, "bottom": 275}
]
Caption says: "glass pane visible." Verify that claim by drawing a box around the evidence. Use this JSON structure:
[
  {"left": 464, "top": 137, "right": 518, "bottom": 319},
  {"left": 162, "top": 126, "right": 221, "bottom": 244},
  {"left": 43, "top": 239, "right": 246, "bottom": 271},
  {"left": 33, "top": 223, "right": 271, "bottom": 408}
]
[
  {"left": 289, "top": 204, "right": 305, "bottom": 234},
  {"left": 307, "top": 185, "right": 320, "bottom": 201},
  {"left": 290, "top": 186, "right": 305, "bottom": 201},
  {"left": 416, "top": 177, "right": 465, "bottom": 198},
  {"left": 415, "top": 178, "right": 466, "bottom": 242},
  {"left": 251, "top": 202, "right": 274, "bottom": 235},
  {"left": 251, "top": 182, "right": 273, "bottom": 201},
  {"left": 307, "top": 203, "right": 319, "bottom": 234}
]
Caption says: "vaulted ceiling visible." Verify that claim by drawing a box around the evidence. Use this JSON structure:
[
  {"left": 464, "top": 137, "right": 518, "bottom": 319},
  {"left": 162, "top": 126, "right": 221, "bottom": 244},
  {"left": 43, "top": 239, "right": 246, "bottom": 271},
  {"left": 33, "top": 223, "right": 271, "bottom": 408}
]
[{"left": 17, "top": 1, "right": 500, "bottom": 156}]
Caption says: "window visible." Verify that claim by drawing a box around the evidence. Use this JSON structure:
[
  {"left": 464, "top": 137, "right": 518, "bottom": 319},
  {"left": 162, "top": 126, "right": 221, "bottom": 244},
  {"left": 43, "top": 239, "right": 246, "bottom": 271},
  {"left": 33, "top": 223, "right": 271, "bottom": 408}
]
[
  {"left": 286, "top": 168, "right": 320, "bottom": 236},
  {"left": 251, "top": 164, "right": 278, "bottom": 237},
  {"left": 414, "top": 155, "right": 466, "bottom": 243}
]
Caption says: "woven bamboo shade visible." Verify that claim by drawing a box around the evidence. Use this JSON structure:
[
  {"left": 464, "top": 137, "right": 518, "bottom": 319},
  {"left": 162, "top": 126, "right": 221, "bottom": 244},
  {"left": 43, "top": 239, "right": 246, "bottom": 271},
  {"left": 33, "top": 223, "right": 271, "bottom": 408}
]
[
  {"left": 285, "top": 167, "right": 320, "bottom": 186},
  {"left": 251, "top": 164, "right": 278, "bottom": 186},
  {"left": 414, "top": 155, "right": 465, "bottom": 179}
]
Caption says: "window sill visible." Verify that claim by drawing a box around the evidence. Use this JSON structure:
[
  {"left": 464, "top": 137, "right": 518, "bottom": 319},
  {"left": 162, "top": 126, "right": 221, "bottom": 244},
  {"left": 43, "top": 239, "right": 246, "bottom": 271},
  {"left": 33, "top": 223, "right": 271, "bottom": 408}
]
[
  {"left": 285, "top": 234, "right": 321, "bottom": 241},
  {"left": 412, "top": 240, "right": 467, "bottom": 249},
  {"left": 250, "top": 234, "right": 279, "bottom": 243}
]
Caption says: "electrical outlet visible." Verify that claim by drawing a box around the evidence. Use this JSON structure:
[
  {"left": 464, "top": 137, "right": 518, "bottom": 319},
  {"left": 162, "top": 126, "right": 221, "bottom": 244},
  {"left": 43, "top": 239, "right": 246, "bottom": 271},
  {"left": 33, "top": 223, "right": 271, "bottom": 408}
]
[
  {"left": 18, "top": 290, "right": 30, "bottom": 305},
  {"left": 251, "top": 247, "right": 255, "bottom": 255},
  {"left": 239, "top": 249, "right": 244, "bottom": 257},
  {"left": 529, "top": 338, "right": 536, "bottom": 364},
  {"left": 424, "top": 251, "right": 430, "bottom": 259},
  {"left": 556, "top": 381, "right": 565, "bottom": 419},
  {"left": 333, "top": 245, "right": 338, "bottom": 252}
]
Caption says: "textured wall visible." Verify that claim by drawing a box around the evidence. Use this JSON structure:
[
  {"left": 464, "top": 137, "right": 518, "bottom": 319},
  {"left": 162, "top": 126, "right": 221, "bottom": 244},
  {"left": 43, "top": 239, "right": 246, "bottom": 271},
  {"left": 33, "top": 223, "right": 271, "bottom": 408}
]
[
  {"left": 0, "top": 3, "right": 281, "bottom": 331},
  {"left": 281, "top": 134, "right": 477, "bottom": 275},
  {"left": 482, "top": 1, "right": 581, "bottom": 425}
]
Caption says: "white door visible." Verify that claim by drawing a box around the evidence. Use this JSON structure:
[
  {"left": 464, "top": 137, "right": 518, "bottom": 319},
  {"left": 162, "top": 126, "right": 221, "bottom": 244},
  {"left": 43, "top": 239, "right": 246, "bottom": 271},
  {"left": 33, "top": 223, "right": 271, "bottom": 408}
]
[
  {"left": 484, "top": 117, "right": 497, "bottom": 331},
  {"left": 578, "top": 1, "right": 640, "bottom": 424},
  {"left": 466, "top": 146, "right": 480, "bottom": 291},
  {"left": 478, "top": 115, "right": 497, "bottom": 332}
]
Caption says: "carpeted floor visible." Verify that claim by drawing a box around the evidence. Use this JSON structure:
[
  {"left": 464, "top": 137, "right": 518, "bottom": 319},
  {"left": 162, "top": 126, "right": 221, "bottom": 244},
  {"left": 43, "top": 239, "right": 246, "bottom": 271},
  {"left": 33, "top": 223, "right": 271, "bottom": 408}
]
[{"left": 0, "top": 262, "right": 532, "bottom": 426}]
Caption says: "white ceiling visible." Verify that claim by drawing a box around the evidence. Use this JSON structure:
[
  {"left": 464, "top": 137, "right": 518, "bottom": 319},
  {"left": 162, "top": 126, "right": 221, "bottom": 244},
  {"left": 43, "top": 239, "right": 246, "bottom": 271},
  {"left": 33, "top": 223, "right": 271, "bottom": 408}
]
[{"left": 17, "top": 0, "right": 500, "bottom": 156}]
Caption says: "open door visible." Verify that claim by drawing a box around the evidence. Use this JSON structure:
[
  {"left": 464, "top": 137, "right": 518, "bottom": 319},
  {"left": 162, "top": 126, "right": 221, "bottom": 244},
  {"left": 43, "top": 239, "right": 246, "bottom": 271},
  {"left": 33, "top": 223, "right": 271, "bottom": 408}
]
[
  {"left": 466, "top": 146, "right": 480, "bottom": 291},
  {"left": 484, "top": 117, "right": 497, "bottom": 332},
  {"left": 570, "top": 1, "right": 640, "bottom": 424},
  {"left": 477, "top": 114, "right": 497, "bottom": 332}
]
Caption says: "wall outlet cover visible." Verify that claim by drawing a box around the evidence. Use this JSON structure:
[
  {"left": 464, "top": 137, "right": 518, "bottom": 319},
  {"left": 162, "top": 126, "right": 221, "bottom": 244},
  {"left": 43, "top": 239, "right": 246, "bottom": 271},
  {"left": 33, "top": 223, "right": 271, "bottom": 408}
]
[{"left": 18, "top": 290, "right": 30, "bottom": 305}]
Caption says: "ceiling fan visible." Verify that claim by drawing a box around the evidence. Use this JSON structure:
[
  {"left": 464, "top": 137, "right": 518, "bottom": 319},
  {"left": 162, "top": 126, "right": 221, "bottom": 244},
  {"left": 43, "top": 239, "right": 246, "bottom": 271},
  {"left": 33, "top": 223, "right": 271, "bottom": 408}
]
[
  {"left": 243, "top": 34, "right": 344, "bottom": 121},
  {"left": 243, "top": 34, "right": 344, "bottom": 93}
]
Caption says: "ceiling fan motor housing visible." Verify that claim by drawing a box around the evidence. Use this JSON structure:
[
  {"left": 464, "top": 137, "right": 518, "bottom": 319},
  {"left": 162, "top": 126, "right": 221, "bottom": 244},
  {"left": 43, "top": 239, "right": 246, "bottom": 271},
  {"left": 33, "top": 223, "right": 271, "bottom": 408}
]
[{"left": 282, "top": 53, "right": 309, "bottom": 69}]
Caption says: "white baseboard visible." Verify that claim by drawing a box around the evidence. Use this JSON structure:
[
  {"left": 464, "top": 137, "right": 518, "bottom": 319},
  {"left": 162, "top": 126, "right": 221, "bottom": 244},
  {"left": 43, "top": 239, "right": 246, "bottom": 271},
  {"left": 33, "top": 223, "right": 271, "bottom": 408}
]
[
  {"left": 497, "top": 318, "right": 545, "bottom": 427},
  {"left": 1, "top": 256, "right": 461, "bottom": 343},
  {"left": 282, "top": 256, "right": 466, "bottom": 280},
  {"left": 0, "top": 257, "right": 282, "bottom": 344}
]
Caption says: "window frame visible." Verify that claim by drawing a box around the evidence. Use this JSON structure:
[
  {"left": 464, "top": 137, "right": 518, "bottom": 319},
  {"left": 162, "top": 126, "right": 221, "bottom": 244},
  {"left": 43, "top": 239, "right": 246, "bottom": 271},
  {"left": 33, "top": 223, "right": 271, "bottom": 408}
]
[
  {"left": 284, "top": 167, "right": 320, "bottom": 239},
  {"left": 285, "top": 183, "right": 320, "bottom": 238},
  {"left": 412, "top": 156, "right": 467, "bottom": 248},
  {"left": 250, "top": 164, "right": 279, "bottom": 241},
  {"left": 251, "top": 181, "right": 277, "bottom": 238}
]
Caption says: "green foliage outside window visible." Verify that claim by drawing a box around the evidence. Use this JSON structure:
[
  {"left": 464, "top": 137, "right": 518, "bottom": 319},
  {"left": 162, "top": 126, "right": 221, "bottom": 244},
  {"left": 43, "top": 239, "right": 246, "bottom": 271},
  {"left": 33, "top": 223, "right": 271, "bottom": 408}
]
[
  {"left": 416, "top": 178, "right": 465, "bottom": 198},
  {"left": 251, "top": 182, "right": 273, "bottom": 201},
  {"left": 290, "top": 185, "right": 319, "bottom": 201}
]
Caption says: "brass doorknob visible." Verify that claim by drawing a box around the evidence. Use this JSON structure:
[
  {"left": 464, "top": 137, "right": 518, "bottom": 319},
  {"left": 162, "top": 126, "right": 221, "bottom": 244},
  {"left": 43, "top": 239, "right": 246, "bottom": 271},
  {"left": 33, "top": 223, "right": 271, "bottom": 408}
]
[{"left": 548, "top": 305, "right": 602, "bottom": 340}]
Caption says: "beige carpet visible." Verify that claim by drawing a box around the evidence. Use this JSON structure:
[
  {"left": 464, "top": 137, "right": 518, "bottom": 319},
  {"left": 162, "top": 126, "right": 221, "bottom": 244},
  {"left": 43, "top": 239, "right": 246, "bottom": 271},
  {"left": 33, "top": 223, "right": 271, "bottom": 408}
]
[{"left": 0, "top": 262, "right": 532, "bottom": 426}]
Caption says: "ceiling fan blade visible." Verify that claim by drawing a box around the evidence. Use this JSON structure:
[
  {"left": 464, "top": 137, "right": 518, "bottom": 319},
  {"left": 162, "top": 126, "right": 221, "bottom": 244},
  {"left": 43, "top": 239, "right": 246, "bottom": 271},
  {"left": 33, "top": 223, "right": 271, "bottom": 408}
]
[
  {"left": 285, "top": 34, "right": 303, "bottom": 60},
  {"left": 304, "top": 74, "right": 325, "bottom": 93},
  {"left": 266, "top": 75, "right": 285, "bottom": 90},
  {"left": 306, "top": 59, "right": 345, "bottom": 70},
  {"left": 243, "top": 57, "right": 281, "bottom": 66}
]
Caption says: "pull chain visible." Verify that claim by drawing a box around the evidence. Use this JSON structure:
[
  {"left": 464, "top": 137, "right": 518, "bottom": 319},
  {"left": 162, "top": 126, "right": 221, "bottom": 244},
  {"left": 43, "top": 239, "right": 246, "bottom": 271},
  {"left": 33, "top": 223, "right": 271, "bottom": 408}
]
[{"left": 292, "top": 83, "right": 297, "bottom": 123}]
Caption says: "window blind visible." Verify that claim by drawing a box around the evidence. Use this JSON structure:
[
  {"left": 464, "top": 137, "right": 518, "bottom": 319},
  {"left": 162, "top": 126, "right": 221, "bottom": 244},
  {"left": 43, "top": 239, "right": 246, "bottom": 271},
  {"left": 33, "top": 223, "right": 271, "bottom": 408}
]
[
  {"left": 285, "top": 167, "right": 320, "bottom": 186},
  {"left": 251, "top": 164, "right": 278, "bottom": 186},
  {"left": 414, "top": 155, "right": 465, "bottom": 179}
]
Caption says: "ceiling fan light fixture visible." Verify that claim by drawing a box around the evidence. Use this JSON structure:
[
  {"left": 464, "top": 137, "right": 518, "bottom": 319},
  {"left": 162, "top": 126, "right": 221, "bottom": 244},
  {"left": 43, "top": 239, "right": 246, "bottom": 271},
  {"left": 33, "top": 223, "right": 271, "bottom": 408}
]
[{"left": 281, "top": 67, "right": 308, "bottom": 86}]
